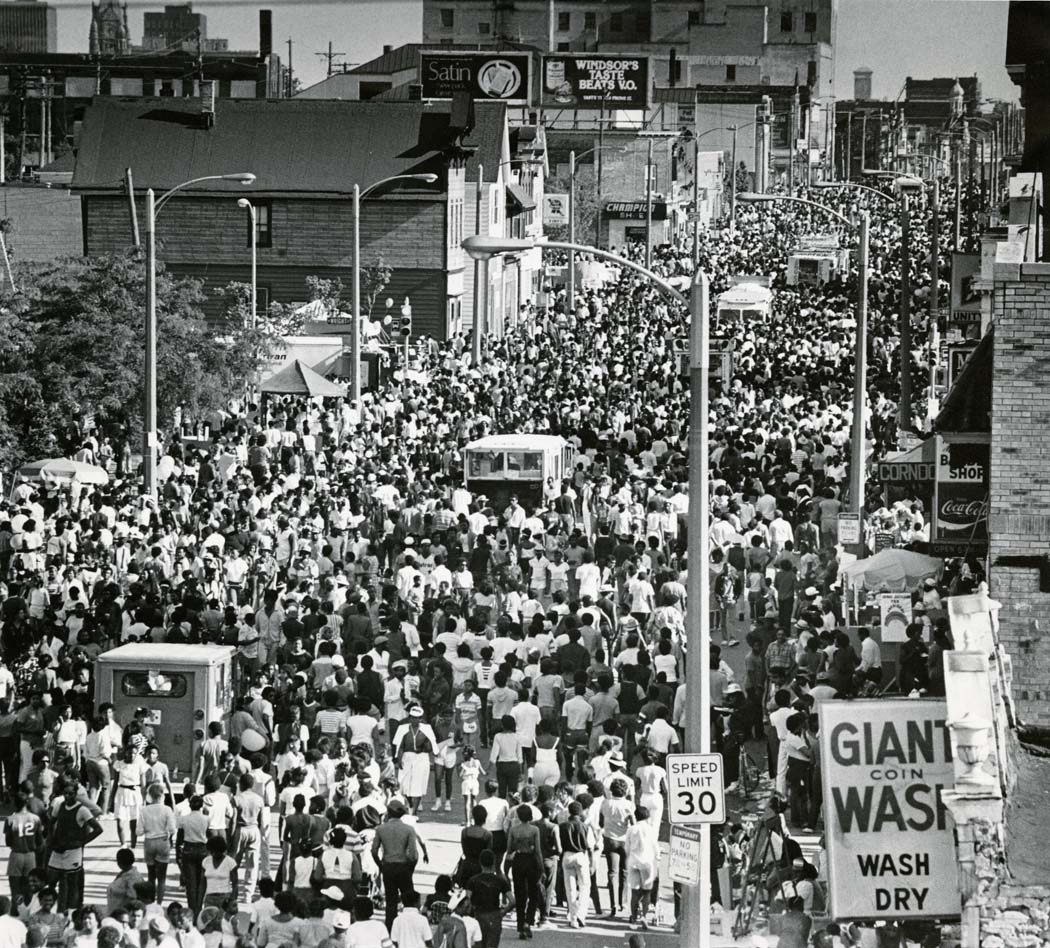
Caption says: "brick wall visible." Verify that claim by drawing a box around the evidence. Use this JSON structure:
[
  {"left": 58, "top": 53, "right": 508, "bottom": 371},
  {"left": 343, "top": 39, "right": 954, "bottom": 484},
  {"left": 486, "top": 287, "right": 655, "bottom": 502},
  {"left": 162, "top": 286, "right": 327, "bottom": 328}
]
[
  {"left": 82, "top": 194, "right": 448, "bottom": 271},
  {"left": 989, "top": 263, "right": 1050, "bottom": 723}
]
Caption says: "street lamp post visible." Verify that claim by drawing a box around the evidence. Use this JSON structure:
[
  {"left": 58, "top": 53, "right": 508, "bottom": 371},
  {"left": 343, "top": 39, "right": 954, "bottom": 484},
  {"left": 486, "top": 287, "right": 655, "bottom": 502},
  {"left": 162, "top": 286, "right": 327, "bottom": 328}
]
[
  {"left": 462, "top": 233, "right": 712, "bottom": 940},
  {"left": 645, "top": 136, "right": 654, "bottom": 271},
  {"left": 739, "top": 193, "right": 870, "bottom": 553},
  {"left": 237, "top": 198, "right": 257, "bottom": 328},
  {"left": 144, "top": 172, "right": 255, "bottom": 499},
  {"left": 351, "top": 173, "right": 438, "bottom": 403}
]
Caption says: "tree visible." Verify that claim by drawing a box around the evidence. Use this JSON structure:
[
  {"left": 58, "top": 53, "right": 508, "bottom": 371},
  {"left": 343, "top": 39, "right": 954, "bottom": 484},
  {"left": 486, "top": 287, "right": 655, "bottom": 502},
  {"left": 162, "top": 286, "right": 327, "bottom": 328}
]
[
  {"left": 361, "top": 255, "right": 393, "bottom": 318},
  {"left": 0, "top": 251, "right": 269, "bottom": 471}
]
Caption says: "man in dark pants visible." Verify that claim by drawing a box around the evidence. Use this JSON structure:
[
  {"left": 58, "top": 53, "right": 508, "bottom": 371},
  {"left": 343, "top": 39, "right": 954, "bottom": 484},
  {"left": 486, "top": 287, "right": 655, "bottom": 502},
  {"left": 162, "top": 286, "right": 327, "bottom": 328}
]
[
  {"left": 464, "top": 848, "right": 512, "bottom": 947},
  {"left": 370, "top": 799, "right": 422, "bottom": 930}
]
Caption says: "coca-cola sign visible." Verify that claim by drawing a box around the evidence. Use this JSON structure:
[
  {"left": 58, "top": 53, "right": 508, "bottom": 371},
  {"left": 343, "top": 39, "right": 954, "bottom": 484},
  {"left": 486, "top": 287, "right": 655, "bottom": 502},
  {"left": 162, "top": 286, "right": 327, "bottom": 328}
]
[{"left": 936, "top": 484, "right": 988, "bottom": 541}]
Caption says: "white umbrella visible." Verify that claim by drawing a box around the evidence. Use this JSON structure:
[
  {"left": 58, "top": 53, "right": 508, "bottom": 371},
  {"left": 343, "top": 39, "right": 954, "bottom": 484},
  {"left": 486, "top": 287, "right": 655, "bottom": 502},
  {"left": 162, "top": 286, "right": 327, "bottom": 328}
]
[{"left": 16, "top": 457, "right": 109, "bottom": 488}]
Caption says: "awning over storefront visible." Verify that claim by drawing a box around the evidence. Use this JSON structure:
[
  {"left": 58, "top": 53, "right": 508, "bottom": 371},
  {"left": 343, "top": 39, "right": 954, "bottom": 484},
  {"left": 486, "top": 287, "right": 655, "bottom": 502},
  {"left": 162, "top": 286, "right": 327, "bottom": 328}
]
[
  {"left": 936, "top": 328, "right": 993, "bottom": 433},
  {"left": 506, "top": 183, "right": 536, "bottom": 213}
]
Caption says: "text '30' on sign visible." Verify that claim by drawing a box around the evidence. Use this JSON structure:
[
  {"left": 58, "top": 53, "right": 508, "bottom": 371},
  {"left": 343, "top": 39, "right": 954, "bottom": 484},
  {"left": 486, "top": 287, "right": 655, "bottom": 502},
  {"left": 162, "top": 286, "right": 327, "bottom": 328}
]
[{"left": 666, "top": 752, "right": 726, "bottom": 826}]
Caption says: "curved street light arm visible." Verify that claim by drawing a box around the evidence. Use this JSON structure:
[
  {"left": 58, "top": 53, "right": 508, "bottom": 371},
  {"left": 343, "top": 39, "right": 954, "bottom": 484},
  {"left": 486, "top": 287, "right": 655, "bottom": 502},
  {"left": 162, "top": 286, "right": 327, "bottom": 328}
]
[
  {"left": 360, "top": 173, "right": 439, "bottom": 199},
  {"left": 156, "top": 173, "right": 254, "bottom": 213},
  {"left": 814, "top": 181, "right": 898, "bottom": 203},
  {"left": 739, "top": 193, "right": 855, "bottom": 229},
  {"left": 537, "top": 239, "right": 688, "bottom": 306}
]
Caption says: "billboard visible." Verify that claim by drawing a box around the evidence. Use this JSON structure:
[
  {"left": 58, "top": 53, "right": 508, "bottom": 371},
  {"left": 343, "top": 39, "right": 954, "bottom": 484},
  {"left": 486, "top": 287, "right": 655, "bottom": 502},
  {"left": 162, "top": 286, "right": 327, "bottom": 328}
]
[
  {"left": 935, "top": 439, "right": 989, "bottom": 547},
  {"left": 420, "top": 51, "right": 531, "bottom": 103},
  {"left": 541, "top": 55, "right": 649, "bottom": 109},
  {"left": 950, "top": 252, "right": 981, "bottom": 323},
  {"left": 820, "top": 699, "right": 958, "bottom": 919}
]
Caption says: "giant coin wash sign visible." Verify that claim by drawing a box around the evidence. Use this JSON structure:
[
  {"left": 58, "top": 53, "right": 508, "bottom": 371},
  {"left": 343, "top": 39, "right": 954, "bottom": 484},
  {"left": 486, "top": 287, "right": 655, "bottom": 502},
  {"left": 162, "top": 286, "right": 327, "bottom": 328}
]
[{"left": 819, "top": 699, "right": 958, "bottom": 919}]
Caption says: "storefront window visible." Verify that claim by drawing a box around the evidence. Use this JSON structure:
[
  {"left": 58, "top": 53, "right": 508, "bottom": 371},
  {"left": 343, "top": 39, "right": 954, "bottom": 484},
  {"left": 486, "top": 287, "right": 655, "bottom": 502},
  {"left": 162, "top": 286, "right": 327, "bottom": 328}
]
[{"left": 121, "top": 670, "right": 187, "bottom": 698}]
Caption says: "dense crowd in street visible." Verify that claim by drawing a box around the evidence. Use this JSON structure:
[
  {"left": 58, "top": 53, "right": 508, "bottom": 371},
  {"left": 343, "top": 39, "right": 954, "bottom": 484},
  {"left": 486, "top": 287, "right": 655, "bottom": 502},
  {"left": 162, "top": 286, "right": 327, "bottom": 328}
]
[{"left": 0, "top": 177, "right": 982, "bottom": 948}]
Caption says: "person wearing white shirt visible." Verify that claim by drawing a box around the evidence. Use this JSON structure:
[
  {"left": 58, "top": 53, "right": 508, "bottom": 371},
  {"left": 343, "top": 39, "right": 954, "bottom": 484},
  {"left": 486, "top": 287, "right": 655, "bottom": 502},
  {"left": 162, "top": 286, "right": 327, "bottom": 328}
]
[
  {"left": 858, "top": 628, "right": 882, "bottom": 676},
  {"left": 575, "top": 554, "right": 601, "bottom": 602},
  {"left": 389, "top": 894, "right": 431, "bottom": 948}
]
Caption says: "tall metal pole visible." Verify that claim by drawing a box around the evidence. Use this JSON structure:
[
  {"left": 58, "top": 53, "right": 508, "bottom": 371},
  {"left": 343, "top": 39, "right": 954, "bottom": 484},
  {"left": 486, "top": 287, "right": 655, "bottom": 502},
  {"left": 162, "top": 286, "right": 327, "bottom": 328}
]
[
  {"left": 568, "top": 151, "right": 576, "bottom": 314},
  {"left": 144, "top": 188, "right": 158, "bottom": 500},
  {"left": 846, "top": 112, "right": 853, "bottom": 181},
  {"left": 850, "top": 211, "right": 869, "bottom": 554},
  {"left": 472, "top": 165, "right": 484, "bottom": 365},
  {"left": 351, "top": 184, "right": 362, "bottom": 403},
  {"left": 730, "top": 124, "right": 738, "bottom": 234},
  {"left": 0, "top": 112, "right": 5, "bottom": 186},
  {"left": 789, "top": 88, "right": 798, "bottom": 191},
  {"left": 645, "top": 136, "right": 653, "bottom": 271},
  {"left": 899, "top": 193, "right": 912, "bottom": 435},
  {"left": 682, "top": 268, "right": 711, "bottom": 947},
  {"left": 928, "top": 181, "right": 940, "bottom": 417},
  {"left": 249, "top": 205, "right": 257, "bottom": 328},
  {"left": 954, "top": 144, "right": 962, "bottom": 249},
  {"left": 692, "top": 134, "right": 700, "bottom": 267},
  {"left": 477, "top": 254, "right": 489, "bottom": 366},
  {"left": 596, "top": 105, "right": 605, "bottom": 247}
]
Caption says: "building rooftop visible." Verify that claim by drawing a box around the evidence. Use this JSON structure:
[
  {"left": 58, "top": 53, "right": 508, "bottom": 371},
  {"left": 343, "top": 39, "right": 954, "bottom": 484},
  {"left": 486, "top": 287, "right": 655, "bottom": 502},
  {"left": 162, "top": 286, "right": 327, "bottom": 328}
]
[{"left": 71, "top": 97, "right": 479, "bottom": 198}]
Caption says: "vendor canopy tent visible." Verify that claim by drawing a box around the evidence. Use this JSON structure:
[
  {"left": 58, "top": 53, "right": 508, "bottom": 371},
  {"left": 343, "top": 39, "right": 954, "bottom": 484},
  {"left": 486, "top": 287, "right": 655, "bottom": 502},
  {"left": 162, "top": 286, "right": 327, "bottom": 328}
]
[
  {"left": 259, "top": 359, "right": 346, "bottom": 397},
  {"left": 841, "top": 548, "right": 943, "bottom": 592},
  {"left": 16, "top": 457, "right": 109, "bottom": 487}
]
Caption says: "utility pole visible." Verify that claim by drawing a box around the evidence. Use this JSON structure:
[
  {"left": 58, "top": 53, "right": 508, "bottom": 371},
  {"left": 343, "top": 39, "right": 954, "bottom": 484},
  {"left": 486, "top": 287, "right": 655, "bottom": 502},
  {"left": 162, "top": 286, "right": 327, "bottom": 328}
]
[
  {"left": 316, "top": 42, "right": 346, "bottom": 77},
  {"left": 730, "top": 123, "right": 738, "bottom": 233},
  {"left": 860, "top": 111, "right": 868, "bottom": 177},
  {"left": 38, "top": 76, "right": 46, "bottom": 169},
  {"left": 125, "top": 167, "right": 140, "bottom": 246},
  {"left": 286, "top": 38, "right": 294, "bottom": 97},
  {"left": 845, "top": 111, "right": 852, "bottom": 180},
  {"left": 789, "top": 84, "right": 799, "bottom": 191},
  {"left": 568, "top": 152, "right": 576, "bottom": 313},
  {"left": 0, "top": 111, "right": 6, "bottom": 185},
  {"left": 899, "top": 192, "right": 912, "bottom": 435},
  {"left": 849, "top": 211, "right": 870, "bottom": 556},
  {"left": 472, "top": 165, "right": 484, "bottom": 365}
]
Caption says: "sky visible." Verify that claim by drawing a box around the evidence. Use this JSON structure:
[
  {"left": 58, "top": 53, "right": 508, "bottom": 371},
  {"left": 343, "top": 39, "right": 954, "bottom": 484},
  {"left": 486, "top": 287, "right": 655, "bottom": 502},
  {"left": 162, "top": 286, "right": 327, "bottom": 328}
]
[{"left": 49, "top": 0, "right": 1017, "bottom": 101}]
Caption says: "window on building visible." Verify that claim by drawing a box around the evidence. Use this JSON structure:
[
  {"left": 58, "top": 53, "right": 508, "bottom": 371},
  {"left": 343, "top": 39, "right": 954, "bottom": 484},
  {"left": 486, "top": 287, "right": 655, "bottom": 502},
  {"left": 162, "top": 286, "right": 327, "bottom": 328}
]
[
  {"left": 557, "top": 41, "right": 570, "bottom": 51},
  {"left": 439, "top": 7, "right": 454, "bottom": 28},
  {"left": 725, "top": 64, "right": 736, "bottom": 82},
  {"left": 671, "top": 58, "right": 683, "bottom": 84},
  {"left": 585, "top": 11, "right": 597, "bottom": 30},
  {"left": 250, "top": 200, "right": 272, "bottom": 249},
  {"left": 804, "top": 11, "right": 817, "bottom": 32},
  {"left": 780, "top": 10, "right": 793, "bottom": 31},
  {"left": 610, "top": 12, "right": 623, "bottom": 31},
  {"left": 807, "top": 59, "right": 817, "bottom": 86},
  {"left": 478, "top": 21, "right": 490, "bottom": 34},
  {"left": 637, "top": 12, "right": 651, "bottom": 37},
  {"left": 688, "top": 9, "right": 701, "bottom": 26},
  {"left": 491, "top": 189, "right": 500, "bottom": 227},
  {"left": 258, "top": 286, "right": 271, "bottom": 313},
  {"left": 558, "top": 11, "right": 570, "bottom": 31}
]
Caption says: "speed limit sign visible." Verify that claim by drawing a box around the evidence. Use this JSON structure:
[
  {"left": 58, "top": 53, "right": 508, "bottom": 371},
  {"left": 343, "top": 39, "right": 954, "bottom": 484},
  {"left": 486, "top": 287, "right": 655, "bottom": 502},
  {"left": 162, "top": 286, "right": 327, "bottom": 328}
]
[{"left": 667, "top": 753, "right": 726, "bottom": 825}]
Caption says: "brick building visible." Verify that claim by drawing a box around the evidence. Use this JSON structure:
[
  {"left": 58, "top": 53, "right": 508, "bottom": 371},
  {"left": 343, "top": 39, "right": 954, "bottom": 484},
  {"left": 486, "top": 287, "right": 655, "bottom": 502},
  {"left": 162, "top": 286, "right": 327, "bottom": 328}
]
[{"left": 71, "top": 97, "right": 474, "bottom": 339}]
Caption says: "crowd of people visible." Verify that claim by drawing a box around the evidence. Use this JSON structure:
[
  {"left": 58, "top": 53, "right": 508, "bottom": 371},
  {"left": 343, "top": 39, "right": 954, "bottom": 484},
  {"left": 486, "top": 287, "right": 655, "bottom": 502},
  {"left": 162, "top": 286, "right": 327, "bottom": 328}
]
[{"left": 0, "top": 174, "right": 981, "bottom": 948}]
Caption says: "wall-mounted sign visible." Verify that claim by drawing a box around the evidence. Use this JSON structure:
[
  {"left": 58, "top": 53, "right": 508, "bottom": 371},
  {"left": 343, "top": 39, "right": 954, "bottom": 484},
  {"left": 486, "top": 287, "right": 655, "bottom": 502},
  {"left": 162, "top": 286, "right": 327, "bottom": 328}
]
[
  {"left": 949, "top": 252, "right": 982, "bottom": 323},
  {"left": 420, "top": 51, "right": 531, "bottom": 103},
  {"left": 543, "top": 193, "right": 569, "bottom": 226},
  {"left": 820, "top": 699, "right": 958, "bottom": 918},
  {"left": 604, "top": 200, "right": 667, "bottom": 220},
  {"left": 935, "top": 439, "right": 989, "bottom": 545},
  {"left": 541, "top": 55, "right": 649, "bottom": 109},
  {"left": 946, "top": 343, "right": 979, "bottom": 391}
]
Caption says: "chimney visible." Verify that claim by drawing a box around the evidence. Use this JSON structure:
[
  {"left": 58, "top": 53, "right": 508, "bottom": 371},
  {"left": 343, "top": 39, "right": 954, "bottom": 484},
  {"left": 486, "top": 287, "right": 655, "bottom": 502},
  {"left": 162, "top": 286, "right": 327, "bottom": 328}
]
[
  {"left": 383, "top": 44, "right": 392, "bottom": 54},
  {"left": 259, "top": 9, "right": 272, "bottom": 58},
  {"left": 853, "top": 67, "right": 872, "bottom": 101}
]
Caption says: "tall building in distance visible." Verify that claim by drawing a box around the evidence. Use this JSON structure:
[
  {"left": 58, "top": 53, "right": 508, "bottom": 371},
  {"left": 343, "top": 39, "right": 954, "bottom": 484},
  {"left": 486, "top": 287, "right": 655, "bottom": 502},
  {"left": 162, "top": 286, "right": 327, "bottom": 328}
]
[
  {"left": 0, "top": 1, "right": 57, "bottom": 53},
  {"left": 142, "top": 3, "right": 230, "bottom": 53},
  {"left": 89, "top": 0, "right": 131, "bottom": 56}
]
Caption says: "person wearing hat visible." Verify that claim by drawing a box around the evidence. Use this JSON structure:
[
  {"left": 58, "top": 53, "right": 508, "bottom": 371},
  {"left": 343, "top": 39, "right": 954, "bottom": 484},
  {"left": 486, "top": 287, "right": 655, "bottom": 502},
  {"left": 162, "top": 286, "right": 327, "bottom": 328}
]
[
  {"left": 390, "top": 705, "right": 437, "bottom": 816},
  {"left": 370, "top": 798, "right": 424, "bottom": 931}
]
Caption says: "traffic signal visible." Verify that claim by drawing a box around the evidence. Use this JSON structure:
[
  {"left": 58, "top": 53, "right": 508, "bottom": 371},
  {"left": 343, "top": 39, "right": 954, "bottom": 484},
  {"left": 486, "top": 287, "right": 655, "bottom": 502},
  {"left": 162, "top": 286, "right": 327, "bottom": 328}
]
[{"left": 398, "top": 298, "right": 412, "bottom": 338}]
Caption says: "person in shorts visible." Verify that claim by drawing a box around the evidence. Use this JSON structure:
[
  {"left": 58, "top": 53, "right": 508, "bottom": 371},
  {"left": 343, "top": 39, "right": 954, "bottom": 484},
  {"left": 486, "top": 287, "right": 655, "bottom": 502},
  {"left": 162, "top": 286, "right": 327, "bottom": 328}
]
[{"left": 5, "top": 791, "right": 43, "bottom": 904}]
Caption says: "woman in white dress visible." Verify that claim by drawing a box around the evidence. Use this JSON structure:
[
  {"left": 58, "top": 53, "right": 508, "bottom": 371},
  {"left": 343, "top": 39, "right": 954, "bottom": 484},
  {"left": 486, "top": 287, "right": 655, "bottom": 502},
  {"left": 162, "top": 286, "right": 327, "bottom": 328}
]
[
  {"left": 113, "top": 745, "right": 147, "bottom": 848},
  {"left": 391, "top": 704, "right": 436, "bottom": 815},
  {"left": 636, "top": 750, "right": 667, "bottom": 829}
]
